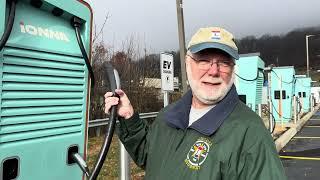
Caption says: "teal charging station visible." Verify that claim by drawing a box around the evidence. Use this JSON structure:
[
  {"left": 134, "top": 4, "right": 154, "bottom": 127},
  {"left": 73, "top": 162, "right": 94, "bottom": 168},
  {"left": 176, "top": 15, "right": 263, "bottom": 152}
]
[
  {"left": 294, "top": 75, "right": 311, "bottom": 113},
  {"left": 235, "top": 53, "right": 264, "bottom": 112},
  {"left": 0, "top": 0, "right": 93, "bottom": 179},
  {"left": 270, "top": 66, "right": 295, "bottom": 122}
]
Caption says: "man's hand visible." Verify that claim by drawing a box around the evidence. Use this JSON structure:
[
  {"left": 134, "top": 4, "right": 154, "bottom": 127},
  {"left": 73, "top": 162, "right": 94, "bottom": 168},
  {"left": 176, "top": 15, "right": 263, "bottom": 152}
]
[{"left": 104, "top": 89, "right": 134, "bottom": 119}]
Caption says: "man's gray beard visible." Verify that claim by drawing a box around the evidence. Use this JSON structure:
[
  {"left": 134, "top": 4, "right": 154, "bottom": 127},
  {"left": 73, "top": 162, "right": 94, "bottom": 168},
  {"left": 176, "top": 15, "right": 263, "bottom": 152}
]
[{"left": 187, "top": 69, "right": 235, "bottom": 105}]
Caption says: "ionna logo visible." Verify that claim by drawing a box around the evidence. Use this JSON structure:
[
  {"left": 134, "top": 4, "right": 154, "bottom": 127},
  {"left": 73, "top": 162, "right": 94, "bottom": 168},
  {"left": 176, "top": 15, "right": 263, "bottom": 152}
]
[{"left": 20, "top": 22, "right": 70, "bottom": 42}]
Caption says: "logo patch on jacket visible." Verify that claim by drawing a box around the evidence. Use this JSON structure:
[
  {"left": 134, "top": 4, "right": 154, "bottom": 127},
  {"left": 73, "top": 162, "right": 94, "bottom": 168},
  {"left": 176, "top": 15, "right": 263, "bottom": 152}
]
[{"left": 185, "top": 137, "right": 212, "bottom": 170}]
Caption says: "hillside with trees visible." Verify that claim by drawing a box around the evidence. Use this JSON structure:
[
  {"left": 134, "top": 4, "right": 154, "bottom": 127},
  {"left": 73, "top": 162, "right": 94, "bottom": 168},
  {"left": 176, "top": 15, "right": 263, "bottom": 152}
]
[{"left": 237, "top": 26, "right": 320, "bottom": 68}]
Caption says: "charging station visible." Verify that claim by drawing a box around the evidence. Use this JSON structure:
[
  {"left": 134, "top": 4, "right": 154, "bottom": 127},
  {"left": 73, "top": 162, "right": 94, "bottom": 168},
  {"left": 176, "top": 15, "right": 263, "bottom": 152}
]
[
  {"left": 234, "top": 53, "right": 264, "bottom": 113},
  {"left": 0, "top": 0, "right": 93, "bottom": 179},
  {"left": 270, "top": 66, "right": 295, "bottom": 122},
  {"left": 294, "top": 75, "right": 311, "bottom": 113}
]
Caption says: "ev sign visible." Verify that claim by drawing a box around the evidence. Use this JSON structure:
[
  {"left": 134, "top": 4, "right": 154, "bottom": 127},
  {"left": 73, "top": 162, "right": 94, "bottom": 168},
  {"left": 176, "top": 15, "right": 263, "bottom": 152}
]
[{"left": 160, "top": 53, "right": 174, "bottom": 91}]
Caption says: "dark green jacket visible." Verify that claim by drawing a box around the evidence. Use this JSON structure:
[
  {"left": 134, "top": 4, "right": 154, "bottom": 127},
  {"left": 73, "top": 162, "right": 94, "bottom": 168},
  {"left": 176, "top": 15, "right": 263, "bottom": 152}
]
[{"left": 117, "top": 86, "right": 287, "bottom": 180}]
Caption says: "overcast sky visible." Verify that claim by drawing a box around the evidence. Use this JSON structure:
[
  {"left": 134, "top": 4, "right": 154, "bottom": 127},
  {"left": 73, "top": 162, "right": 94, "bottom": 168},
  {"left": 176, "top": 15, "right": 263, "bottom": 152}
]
[{"left": 87, "top": 0, "right": 320, "bottom": 53}]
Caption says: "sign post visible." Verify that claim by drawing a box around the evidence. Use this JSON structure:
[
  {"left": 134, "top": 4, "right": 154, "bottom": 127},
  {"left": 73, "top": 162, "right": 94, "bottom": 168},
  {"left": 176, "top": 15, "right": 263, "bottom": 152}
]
[{"left": 161, "top": 53, "right": 174, "bottom": 107}]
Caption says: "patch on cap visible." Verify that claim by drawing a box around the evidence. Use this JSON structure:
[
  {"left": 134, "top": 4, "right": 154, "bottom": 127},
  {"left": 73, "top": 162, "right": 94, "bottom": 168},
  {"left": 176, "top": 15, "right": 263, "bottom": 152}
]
[
  {"left": 187, "top": 27, "right": 239, "bottom": 59},
  {"left": 211, "top": 30, "right": 221, "bottom": 40}
]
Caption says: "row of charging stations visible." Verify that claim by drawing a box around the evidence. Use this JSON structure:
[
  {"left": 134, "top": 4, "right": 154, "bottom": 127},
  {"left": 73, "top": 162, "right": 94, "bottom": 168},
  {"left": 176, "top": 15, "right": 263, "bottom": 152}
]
[
  {"left": 270, "top": 69, "right": 312, "bottom": 122},
  {"left": 234, "top": 54, "right": 313, "bottom": 125}
]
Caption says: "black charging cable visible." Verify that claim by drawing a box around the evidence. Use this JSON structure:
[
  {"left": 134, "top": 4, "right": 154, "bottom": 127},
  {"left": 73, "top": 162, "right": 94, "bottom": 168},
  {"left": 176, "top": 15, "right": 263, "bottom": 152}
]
[
  {"left": 0, "top": 0, "right": 17, "bottom": 51},
  {"left": 72, "top": 17, "right": 119, "bottom": 180},
  {"left": 71, "top": 64, "right": 119, "bottom": 180},
  {"left": 72, "top": 16, "right": 95, "bottom": 87},
  {"left": 263, "top": 106, "right": 276, "bottom": 134},
  {"left": 89, "top": 64, "right": 119, "bottom": 180},
  {"left": 234, "top": 68, "right": 264, "bottom": 81},
  {"left": 71, "top": 16, "right": 120, "bottom": 179}
]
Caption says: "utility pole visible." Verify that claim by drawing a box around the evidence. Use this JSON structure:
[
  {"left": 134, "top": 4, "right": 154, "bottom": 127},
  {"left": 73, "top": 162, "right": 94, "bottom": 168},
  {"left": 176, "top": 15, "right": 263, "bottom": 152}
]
[
  {"left": 306, "top": 34, "right": 315, "bottom": 77},
  {"left": 176, "top": 0, "right": 188, "bottom": 94}
]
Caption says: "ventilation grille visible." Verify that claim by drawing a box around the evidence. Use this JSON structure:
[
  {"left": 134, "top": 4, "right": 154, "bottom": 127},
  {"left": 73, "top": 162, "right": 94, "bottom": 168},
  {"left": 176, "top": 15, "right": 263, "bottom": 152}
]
[
  {"left": 0, "top": 47, "right": 88, "bottom": 144},
  {"left": 256, "top": 73, "right": 264, "bottom": 104}
]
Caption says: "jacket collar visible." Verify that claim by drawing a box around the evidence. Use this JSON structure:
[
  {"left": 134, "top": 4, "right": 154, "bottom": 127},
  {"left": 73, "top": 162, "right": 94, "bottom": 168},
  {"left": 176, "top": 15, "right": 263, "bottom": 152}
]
[{"left": 165, "top": 85, "right": 239, "bottom": 136}]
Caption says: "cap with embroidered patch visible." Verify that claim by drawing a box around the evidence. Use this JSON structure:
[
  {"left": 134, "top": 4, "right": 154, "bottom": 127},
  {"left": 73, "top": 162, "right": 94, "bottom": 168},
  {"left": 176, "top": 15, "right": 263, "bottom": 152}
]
[{"left": 187, "top": 27, "right": 239, "bottom": 59}]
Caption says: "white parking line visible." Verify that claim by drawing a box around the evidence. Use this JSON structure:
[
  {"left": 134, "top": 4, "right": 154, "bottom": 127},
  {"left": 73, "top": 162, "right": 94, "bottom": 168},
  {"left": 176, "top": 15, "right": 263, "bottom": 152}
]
[{"left": 293, "top": 137, "right": 320, "bottom": 139}]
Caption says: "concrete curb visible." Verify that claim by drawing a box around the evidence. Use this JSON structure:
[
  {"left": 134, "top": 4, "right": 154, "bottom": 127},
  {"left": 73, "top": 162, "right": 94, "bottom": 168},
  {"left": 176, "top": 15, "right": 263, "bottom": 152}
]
[{"left": 275, "top": 104, "right": 320, "bottom": 152}]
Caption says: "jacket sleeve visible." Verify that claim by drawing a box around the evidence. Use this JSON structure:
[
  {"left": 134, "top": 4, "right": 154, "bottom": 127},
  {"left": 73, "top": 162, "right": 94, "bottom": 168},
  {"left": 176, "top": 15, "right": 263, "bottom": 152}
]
[
  {"left": 116, "top": 113, "right": 151, "bottom": 169},
  {"left": 236, "top": 138, "right": 287, "bottom": 180}
]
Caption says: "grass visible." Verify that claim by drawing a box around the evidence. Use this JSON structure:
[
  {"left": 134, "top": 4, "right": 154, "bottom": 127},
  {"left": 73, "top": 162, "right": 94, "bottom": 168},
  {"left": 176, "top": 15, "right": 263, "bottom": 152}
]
[{"left": 87, "top": 135, "right": 145, "bottom": 180}]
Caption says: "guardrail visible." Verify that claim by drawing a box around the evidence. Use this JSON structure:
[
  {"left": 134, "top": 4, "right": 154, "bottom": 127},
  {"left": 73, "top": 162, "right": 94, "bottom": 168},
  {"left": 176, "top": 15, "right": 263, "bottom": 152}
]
[{"left": 88, "top": 112, "right": 159, "bottom": 128}]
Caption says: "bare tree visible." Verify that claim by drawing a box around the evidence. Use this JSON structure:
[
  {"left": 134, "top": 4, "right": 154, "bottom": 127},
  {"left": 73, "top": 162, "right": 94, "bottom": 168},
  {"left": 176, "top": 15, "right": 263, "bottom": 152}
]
[
  {"left": 108, "top": 34, "right": 163, "bottom": 113},
  {"left": 93, "top": 13, "right": 111, "bottom": 44}
]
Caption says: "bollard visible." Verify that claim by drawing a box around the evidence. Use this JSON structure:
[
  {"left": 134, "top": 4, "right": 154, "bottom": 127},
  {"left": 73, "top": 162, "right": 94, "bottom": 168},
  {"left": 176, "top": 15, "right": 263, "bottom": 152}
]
[
  {"left": 258, "top": 104, "right": 262, "bottom": 117},
  {"left": 95, "top": 127, "right": 101, "bottom": 137},
  {"left": 120, "top": 141, "right": 131, "bottom": 180},
  {"left": 293, "top": 95, "right": 297, "bottom": 124}
]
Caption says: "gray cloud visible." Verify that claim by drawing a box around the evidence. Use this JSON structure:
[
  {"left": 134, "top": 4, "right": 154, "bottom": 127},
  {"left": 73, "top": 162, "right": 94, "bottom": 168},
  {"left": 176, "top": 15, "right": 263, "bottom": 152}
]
[{"left": 88, "top": 0, "right": 320, "bottom": 53}]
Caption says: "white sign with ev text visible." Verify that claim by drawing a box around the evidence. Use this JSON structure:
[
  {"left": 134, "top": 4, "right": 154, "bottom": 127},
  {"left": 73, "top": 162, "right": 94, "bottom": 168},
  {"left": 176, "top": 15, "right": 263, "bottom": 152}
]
[{"left": 160, "top": 53, "right": 174, "bottom": 91}]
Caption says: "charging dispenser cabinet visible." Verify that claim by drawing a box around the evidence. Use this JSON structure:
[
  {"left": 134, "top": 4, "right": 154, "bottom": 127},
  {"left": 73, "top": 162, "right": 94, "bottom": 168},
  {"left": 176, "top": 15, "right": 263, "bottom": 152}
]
[
  {"left": 0, "top": 0, "right": 92, "bottom": 179},
  {"left": 270, "top": 66, "right": 295, "bottom": 122},
  {"left": 234, "top": 53, "right": 265, "bottom": 112},
  {"left": 294, "top": 75, "right": 311, "bottom": 113}
]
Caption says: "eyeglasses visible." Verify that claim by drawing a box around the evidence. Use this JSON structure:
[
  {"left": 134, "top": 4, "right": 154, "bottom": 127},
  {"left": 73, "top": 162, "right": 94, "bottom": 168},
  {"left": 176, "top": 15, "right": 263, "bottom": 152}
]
[{"left": 187, "top": 54, "right": 234, "bottom": 71}]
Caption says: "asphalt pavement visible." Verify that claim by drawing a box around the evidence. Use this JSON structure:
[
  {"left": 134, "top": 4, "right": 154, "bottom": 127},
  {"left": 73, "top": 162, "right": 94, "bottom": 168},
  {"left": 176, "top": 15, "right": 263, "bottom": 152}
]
[{"left": 280, "top": 112, "right": 320, "bottom": 180}]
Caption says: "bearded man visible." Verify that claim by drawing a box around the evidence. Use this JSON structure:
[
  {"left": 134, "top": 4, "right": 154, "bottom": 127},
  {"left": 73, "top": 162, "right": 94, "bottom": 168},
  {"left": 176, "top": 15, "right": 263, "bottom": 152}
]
[{"left": 104, "top": 27, "right": 287, "bottom": 180}]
